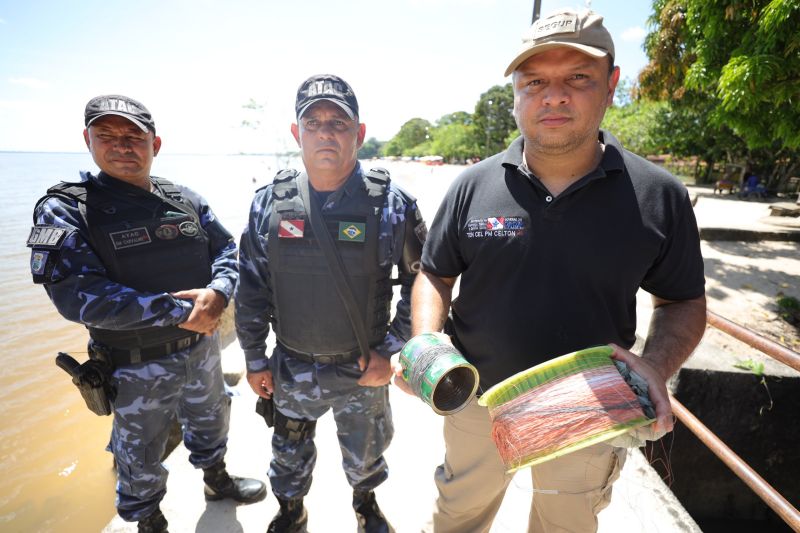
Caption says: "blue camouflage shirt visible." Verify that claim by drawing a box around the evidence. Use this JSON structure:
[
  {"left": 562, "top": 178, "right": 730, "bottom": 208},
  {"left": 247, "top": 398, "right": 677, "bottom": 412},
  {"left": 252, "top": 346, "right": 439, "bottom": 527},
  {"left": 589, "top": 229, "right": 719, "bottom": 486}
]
[
  {"left": 236, "top": 163, "right": 419, "bottom": 373},
  {"left": 32, "top": 172, "right": 238, "bottom": 330}
]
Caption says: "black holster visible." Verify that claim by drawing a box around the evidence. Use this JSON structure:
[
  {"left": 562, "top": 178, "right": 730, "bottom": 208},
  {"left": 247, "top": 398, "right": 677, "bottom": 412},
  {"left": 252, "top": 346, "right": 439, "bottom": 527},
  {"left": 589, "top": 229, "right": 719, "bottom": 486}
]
[
  {"left": 273, "top": 410, "right": 316, "bottom": 441},
  {"left": 56, "top": 352, "right": 115, "bottom": 416},
  {"left": 255, "top": 396, "right": 275, "bottom": 427}
]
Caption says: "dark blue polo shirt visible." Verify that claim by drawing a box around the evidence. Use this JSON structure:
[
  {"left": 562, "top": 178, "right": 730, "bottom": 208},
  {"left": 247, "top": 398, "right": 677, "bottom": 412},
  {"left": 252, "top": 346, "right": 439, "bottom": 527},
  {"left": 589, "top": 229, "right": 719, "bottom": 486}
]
[{"left": 422, "top": 131, "right": 705, "bottom": 391}]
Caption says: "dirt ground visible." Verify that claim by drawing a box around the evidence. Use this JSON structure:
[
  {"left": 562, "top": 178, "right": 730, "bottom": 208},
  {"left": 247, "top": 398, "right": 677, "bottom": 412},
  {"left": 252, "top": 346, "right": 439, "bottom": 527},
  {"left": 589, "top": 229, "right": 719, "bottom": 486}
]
[{"left": 697, "top": 239, "right": 800, "bottom": 375}]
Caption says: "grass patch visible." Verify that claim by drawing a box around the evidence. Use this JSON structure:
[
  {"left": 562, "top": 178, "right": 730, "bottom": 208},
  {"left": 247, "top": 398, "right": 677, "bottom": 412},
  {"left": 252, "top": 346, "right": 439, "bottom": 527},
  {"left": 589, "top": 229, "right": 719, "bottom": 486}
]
[{"left": 776, "top": 295, "right": 800, "bottom": 325}]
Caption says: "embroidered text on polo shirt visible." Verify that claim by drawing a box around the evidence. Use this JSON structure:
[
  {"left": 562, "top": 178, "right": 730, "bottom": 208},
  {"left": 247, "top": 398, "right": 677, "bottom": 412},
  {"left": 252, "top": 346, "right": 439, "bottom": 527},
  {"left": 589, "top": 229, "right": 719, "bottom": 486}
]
[{"left": 465, "top": 217, "right": 526, "bottom": 238}]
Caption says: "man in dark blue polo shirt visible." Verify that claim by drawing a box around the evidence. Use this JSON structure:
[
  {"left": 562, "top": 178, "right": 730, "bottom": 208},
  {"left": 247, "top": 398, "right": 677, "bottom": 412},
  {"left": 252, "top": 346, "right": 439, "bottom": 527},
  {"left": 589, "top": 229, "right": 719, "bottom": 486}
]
[{"left": 406, "top": 7, "right": 706, "bottom": 532}]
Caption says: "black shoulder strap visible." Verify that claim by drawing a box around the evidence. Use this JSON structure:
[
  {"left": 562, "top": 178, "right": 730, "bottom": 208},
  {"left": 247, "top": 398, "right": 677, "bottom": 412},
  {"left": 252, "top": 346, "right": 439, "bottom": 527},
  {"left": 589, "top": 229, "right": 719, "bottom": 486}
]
[
  {"left": 296, "top": 172, "right": 372, "bottom": 363},
  {"left": 150, "top": 176, "right": 183, "bottom": 201},
  {"left": 32, "top": 181, "right": 91, "bottom": 224},
  {"left": 45, "top": 180, "right": 89, "bottom": 202}
]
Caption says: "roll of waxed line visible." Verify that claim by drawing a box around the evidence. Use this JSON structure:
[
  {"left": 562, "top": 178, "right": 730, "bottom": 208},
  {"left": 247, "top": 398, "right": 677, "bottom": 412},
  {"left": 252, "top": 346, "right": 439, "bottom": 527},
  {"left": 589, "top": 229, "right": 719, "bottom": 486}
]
[
  {"left": 478, "top": 345, "right": 657, "bottom": 472},
  {"left": 398, "top": 333, "right": 479, "bottom": 415}
]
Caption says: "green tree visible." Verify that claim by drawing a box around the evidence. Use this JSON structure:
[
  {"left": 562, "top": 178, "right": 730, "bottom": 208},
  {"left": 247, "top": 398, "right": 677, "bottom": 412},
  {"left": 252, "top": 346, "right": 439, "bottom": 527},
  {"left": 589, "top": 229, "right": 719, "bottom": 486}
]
[
  {"left": 473, "top": 84, "right": 518, "bottom": 157},
  {"left": 602, "top": 79, "right": 668, "bottom": 157},
  {"left": 430, "top": 123, "right": 479, "bottom": 162},
  {"left": 382, "top": 118, "right": 432, "bottom": 157},
  {"left": 640, "top": 0, "right": 800, "bottom": 187},
  {"left": 437, "top": 111, "right": 473, "bottom": 126},
  {"left": 358, "top": 137, "right": 383, "bottom": 159}
]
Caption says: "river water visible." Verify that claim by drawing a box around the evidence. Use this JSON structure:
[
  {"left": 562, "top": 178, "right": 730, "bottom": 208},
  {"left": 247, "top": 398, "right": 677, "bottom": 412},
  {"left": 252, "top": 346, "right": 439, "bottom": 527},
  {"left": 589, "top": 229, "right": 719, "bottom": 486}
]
[
  {"left": 0, "top": 151, "right": 292, "bottom": 533},
  {"left": 0, "top": 151, "right": 457, "bottom": 532}
]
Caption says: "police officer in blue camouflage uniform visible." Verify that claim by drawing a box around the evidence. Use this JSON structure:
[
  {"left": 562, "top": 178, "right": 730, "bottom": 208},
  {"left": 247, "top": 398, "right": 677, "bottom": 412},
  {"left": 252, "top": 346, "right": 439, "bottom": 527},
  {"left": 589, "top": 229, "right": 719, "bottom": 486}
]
[
  {"left": 236, "top": 74, "right": 426, "bottom": 533},
  {"left": 27, "top": 95, "right": 267, "bottom": 533}
]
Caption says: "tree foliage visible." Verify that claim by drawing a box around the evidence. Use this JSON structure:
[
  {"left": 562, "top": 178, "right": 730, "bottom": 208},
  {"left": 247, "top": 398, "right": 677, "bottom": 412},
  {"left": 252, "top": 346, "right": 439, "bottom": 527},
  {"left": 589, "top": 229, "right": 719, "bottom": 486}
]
[
  {"left": 640, "top": 0, "right": 800, "bottom": 186},
  {"left": 382, "top": 118, "right": 432, "bottom": 156},
  {"left": 437, "top": 111, "right": 473, "bottom": 126},
  {"left": 472, "top": 84, "right": 518, "bottom": 157},
  {"left": 602, "top": 79, "right": 668, "bottom": 157},
  {"left": 429, "top": 122, "right": 479, "bottom": 162},
  {"left": 381, "top": 85, "right": 519, "bottom": 163},
  {"left": 358, "top": 137, "right": 383, "bottom": 159}
]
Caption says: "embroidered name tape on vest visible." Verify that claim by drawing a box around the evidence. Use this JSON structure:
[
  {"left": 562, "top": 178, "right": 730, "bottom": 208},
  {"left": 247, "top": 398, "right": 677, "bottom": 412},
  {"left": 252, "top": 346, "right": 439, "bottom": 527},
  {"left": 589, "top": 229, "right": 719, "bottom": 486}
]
[{"left": 109, "top": 227, "right": 151, "bottom": 249}]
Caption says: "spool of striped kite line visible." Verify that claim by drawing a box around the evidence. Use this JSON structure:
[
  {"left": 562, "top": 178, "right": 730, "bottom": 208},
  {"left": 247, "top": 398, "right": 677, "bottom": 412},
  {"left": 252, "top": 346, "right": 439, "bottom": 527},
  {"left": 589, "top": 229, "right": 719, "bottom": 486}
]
[
  {"left": 478, "top": 345, "right": 656, "bottom": 472},
  {"left": 398, "top": 333, "right": 479, "bottom": 415}
]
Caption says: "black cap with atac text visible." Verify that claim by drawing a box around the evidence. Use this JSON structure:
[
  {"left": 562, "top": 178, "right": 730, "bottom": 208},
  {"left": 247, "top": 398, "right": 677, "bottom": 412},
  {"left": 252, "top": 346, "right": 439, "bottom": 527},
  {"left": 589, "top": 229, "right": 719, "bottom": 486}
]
[
  {"left": 84, "top": 94, "right": 156, "bottom": 133},
  {"left": 295, "top": 74, "right": 359, "bottom": 121}
]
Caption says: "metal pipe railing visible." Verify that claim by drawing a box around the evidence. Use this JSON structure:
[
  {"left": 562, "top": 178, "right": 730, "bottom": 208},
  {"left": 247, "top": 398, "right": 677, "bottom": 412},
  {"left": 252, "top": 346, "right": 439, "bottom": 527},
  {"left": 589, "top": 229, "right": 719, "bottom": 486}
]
[
  {"left": 706, "top": 310, "right": 800, "bottom": 373},
  {"left": 670, "top": 396, "right": 800, "bottom": 531},
  {"left": 669, "top": 310, "right": 800, "bottom": 531}
]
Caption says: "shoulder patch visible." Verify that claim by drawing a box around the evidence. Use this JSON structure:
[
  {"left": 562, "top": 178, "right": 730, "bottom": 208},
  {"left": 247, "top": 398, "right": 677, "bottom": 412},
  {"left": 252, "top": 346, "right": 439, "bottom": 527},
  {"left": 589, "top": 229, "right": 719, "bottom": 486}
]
[
  {"left": 31, "top": 250, "right": 49, "bottom": 275},
  {"left": 27, "top": 225, "right": 68, "bottom": 249}
]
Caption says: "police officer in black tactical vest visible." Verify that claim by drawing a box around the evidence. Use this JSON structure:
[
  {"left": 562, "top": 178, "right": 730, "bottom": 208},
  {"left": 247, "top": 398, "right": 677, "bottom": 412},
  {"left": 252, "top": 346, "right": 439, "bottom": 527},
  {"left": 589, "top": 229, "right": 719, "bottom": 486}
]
[
  {"left": 236, "top": 74, "right": 427, "bottom": 532},
  {"left": 28, "top": 95, "right": 266, "bottom": 533}
]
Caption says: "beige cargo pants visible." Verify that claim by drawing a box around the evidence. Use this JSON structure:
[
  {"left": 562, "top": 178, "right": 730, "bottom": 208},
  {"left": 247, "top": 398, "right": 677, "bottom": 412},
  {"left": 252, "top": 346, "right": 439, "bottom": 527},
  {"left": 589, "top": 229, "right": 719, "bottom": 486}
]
[{"left": 429, "top": 397, "right": 626, "bottom": 533}]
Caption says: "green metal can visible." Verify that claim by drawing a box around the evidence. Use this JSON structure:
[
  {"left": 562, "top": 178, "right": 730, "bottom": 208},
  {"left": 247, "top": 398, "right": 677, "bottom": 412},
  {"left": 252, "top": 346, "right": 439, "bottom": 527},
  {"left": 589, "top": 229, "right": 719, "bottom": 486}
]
[{"left": 399, "top": 333, "right": 479, "bottom": 415}]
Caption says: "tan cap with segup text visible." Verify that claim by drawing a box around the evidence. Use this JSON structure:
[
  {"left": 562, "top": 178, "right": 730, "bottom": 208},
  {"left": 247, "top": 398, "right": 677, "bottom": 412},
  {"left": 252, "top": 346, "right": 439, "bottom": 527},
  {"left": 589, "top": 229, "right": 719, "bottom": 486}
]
[{"left": 504, "top": 8, "right": 615, "bottom": 76}]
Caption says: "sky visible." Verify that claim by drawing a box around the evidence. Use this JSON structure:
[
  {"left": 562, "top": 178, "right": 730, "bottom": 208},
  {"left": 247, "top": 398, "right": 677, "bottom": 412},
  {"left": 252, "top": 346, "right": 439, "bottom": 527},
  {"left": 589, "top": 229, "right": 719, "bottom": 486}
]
[{"left": 0, "top": 0, "right": 654, "bottom": 154}]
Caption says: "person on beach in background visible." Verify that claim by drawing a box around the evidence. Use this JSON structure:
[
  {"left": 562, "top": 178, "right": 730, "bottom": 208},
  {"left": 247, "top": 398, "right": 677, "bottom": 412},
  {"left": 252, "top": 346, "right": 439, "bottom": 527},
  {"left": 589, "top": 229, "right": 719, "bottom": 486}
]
[
  {"left": 236, "top": 74, "right": 426, "bottom": 533},
  {"left": 397, "top": 8, "right": 707, "bottom": 532},
  {"left": 27, "top": 95, "right": 266, "bottom": 533}
]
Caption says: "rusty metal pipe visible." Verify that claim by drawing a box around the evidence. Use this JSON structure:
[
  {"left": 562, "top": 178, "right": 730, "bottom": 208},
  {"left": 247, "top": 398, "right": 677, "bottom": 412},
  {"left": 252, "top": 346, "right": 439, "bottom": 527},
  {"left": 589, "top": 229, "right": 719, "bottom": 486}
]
[
  {"left": 706, "top": 310, "right": 800, "bottom": 373},
  {"left": 670, "top": 396, "right": 800, "bottom": 531}
]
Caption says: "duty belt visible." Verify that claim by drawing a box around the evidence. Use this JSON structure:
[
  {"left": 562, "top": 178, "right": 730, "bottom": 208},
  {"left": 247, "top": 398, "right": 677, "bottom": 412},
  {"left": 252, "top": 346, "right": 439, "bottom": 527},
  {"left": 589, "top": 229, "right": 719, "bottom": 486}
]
[
  {"left": 90, "top": 334, "right": 203, "bottom": 367},
  {"left": 278, "top": 342, "right": 361, "bottom": 365}
]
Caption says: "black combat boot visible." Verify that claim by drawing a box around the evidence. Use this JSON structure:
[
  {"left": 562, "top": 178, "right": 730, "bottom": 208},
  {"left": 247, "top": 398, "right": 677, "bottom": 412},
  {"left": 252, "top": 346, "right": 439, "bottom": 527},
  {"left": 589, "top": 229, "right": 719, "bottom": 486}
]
[
  {"left": 138, "top": 507, "right": 168, "bottom": 533},
  {"left": 267, "top": 497, "right": 308, "bottom": 533},
  {"left": 353, "top": 490, "right": 394, "bottom": 533},
  {"left": 202, "top": 460, "right": 267, "bottom": 504}
]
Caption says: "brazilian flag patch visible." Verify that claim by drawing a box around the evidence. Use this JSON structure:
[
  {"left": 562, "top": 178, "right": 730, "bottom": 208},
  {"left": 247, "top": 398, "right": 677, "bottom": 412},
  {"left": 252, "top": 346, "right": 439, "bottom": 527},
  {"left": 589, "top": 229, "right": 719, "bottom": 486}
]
[{"left": 339, "top": 222, "right": 365, "bottom": 242}]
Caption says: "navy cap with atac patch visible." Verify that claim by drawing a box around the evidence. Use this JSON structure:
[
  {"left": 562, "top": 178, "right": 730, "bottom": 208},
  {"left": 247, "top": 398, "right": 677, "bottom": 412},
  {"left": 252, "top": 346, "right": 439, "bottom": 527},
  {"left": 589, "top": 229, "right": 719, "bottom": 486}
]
[
  {"left": 295, "top": 74, "right": 359, "bottom": 120},
  {"left": 84, "top": 94, "right": 156, "bottom": 133}
]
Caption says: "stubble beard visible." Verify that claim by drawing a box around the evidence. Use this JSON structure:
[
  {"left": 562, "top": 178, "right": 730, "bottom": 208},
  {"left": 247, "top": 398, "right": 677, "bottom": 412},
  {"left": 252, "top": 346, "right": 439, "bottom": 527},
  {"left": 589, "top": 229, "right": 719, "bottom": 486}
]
[{"left": 525, "top": 127, "right": 596, "bottom": 156}]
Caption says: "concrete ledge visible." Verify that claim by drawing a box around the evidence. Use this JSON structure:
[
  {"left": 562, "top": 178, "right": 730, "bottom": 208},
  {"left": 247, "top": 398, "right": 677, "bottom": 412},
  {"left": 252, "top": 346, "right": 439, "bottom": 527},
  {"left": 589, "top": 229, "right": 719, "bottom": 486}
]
[
  {"left": 699, "top": 227, "right": 800, "bottom": 242},
  {"left": 103, "top": 341, "right": 701, "bottom": 532},
  {"left": 768, "top": 202, "right": 800, "bottom": 217}
]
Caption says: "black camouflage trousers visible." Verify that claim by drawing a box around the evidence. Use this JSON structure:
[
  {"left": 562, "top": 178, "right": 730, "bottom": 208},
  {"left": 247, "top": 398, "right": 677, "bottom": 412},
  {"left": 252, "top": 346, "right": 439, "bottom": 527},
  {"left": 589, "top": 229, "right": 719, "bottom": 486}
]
[
  {"left": 110, "top": 335, "right": 230, "bottom": 521},
  {"left": 269, "top": 345, "right": 393, "bottom": 499}
]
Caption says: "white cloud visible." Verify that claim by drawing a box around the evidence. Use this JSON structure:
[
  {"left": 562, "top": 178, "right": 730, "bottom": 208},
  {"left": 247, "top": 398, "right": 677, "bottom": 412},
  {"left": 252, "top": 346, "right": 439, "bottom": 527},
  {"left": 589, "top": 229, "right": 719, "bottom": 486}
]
[
  {"left": 9, "top": 77, "right": 49, "bottom": 90},
  {"left": 0, "top": 17, "right": 6, "bottom": 24},
  {"left": 621, "top": 26, "right": 647, "bottom": 42}
]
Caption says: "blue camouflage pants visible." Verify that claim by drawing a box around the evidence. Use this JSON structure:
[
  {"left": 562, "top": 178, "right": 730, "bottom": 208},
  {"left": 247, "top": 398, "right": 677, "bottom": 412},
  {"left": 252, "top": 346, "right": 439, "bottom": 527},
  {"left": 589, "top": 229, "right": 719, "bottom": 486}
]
[
  {"left": 269, "top": 345, "right": 393, "bottom": 499},
  {"left": 109, "top": 335, "right": 231, "bottom": 521}
]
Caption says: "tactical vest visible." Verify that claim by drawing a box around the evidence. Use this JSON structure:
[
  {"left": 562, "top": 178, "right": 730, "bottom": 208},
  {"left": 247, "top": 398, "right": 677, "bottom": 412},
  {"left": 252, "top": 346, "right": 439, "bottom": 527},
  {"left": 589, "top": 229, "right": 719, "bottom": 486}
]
[
  {"left": 267, "top": 168, "right": 393, "bottom": 355},
  {"left": 40, "top": 174, "right": 211, "bottom": 350}
]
